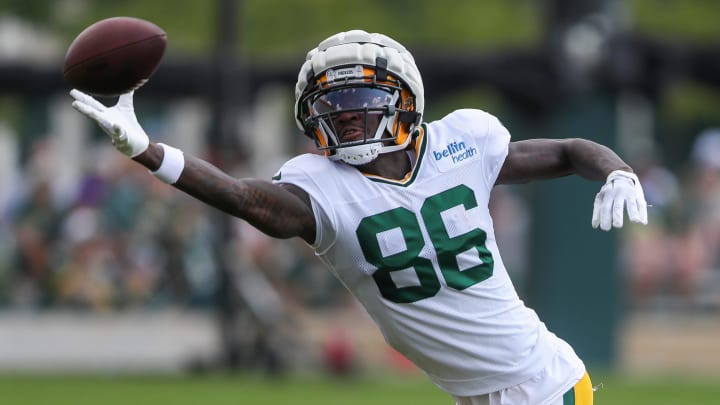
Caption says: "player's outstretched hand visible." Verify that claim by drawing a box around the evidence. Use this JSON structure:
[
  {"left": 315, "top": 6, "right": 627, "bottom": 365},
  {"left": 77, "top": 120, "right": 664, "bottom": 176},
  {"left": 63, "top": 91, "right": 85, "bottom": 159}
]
[
  {"left": 70, "top": 89, "right": 149, "bottom": 157},
  {"left": 592, "top": 170, "right": 648, "bottom": 231}
]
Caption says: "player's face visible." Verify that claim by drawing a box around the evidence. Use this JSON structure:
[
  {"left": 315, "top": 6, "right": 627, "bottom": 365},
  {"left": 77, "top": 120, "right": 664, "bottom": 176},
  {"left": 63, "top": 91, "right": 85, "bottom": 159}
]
[
  {"left": 331, "top": 110, "right": 382, "bottom": 143},
  {"left": 312, "top": 87, "right": 392, "bottom": 144}
]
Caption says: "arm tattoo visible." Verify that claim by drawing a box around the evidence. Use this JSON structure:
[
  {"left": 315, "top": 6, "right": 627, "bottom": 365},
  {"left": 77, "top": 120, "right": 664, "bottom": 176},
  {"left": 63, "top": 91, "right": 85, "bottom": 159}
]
[{"left": 134, "top": 143, "right": 315, "bottom": 242}]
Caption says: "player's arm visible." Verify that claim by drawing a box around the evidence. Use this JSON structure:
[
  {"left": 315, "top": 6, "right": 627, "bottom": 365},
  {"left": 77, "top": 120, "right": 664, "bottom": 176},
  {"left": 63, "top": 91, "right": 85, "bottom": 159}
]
[
  {"left": 496, "top": 138, "right": 648, "bottom": 230},
  {"left": 135, "top": 144, "right": 315, "bottom": 243},
  {"left": 69, "top": 89, "right": 316, "bottom": 244},
  {"left": 496, "top": 138, "right": 631, "bottom": 184}
]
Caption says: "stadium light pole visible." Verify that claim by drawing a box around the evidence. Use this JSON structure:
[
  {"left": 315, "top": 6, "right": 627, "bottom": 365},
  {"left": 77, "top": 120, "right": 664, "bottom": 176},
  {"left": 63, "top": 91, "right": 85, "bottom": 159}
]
[
  {"left": 208, "top": 0, "right": 246, "bottom": 371},
  {"left": 205, "top": 0, "right": 288, "bottom": 374}
]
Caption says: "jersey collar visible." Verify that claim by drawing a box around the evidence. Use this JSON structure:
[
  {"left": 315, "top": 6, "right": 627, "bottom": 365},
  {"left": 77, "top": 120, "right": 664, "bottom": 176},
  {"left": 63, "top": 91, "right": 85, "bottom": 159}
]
[{"left": 362, "top": 123, "right": 428, "bottom": 187}]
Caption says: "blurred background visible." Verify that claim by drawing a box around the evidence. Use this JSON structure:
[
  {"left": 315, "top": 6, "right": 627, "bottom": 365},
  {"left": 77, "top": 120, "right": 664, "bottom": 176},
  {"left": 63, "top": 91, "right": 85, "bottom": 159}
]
[{"left": 1, "top": 0, "right": 720, "bottom": 403}]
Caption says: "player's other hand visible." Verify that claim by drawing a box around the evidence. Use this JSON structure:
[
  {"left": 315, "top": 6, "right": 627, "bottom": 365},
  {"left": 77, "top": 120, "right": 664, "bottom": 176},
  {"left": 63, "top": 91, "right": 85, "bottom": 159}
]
[
  {"left": 70, "top": 89, "right": 149, "bottom": 157},
  {"left": 592, "top": 170, "right": 648, "bottom": 231}
]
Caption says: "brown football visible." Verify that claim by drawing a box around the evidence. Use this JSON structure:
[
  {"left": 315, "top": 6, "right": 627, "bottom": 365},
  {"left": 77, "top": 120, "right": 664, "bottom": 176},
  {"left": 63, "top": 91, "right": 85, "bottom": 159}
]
[{"left": 63, "top": 17, "right": 166, "bottom": 97}]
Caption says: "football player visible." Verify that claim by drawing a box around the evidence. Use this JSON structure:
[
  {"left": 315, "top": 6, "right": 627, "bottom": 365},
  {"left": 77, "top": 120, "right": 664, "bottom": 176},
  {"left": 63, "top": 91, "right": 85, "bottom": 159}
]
[{"left": 70, "top": 30, "right": 647, "bottom": 404}]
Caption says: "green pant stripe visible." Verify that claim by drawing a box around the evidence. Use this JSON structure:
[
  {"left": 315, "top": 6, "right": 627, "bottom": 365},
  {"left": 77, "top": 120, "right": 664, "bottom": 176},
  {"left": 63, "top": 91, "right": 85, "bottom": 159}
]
[{"left": 563, "top": 386, "right": 576, "bottom": 405}]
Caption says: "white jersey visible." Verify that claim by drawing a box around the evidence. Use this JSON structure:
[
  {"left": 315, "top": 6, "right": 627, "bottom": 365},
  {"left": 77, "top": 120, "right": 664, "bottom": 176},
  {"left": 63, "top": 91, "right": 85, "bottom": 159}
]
[{"left": 273, "top": 109, "right": 568, "bottom": 396}]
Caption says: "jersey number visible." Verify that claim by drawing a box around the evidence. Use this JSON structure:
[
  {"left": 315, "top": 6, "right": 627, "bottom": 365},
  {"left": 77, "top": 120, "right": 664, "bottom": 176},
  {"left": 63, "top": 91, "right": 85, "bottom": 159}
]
[{"left": 356, "top": 185, "right": 494, "bottom": 303}]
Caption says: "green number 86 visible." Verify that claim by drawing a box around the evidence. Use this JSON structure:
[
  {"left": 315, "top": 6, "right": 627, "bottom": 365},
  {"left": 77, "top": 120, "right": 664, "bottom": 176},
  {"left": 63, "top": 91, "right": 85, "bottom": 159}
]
[{"left": 356, "top": 185, "right": 494, "bottom": 303}]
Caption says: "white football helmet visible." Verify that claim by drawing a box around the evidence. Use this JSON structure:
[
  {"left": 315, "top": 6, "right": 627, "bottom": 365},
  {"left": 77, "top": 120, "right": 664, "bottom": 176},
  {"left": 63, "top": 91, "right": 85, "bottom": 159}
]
[{"left": 295, "top": 30, "right": 424, "bottom": 165}]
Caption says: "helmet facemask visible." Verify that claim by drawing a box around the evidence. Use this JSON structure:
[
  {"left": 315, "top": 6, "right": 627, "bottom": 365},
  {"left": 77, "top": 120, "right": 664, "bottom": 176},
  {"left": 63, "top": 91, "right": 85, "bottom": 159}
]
[{"left": 299, "top": 64, "right": 420, "bottom": 166}]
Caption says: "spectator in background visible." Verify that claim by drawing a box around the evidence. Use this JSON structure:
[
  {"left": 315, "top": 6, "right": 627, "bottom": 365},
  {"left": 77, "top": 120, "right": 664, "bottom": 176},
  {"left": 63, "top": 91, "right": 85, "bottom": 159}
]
[
  {"left": 678, "top": 129, "right": 720, "bottom": 305},
  {"left": 8, "top": 178, "right": 60, "bottom": 307},
  {"left": 6, "top": 139, "right": 225, "bottom": 310},
  {"left": 620, "top": 149, "right": 680, "bottom": 308}
]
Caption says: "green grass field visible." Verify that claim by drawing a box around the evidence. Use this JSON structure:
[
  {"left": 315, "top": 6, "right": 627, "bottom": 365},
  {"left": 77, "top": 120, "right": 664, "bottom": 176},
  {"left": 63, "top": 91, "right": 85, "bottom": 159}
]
[{"left": 1, "top": 373, "right": 719, "bottom": 404}]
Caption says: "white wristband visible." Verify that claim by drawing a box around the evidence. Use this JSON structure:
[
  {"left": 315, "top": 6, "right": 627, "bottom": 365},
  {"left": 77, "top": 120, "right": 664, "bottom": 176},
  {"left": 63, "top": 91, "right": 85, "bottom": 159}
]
[{"left": 151, "top": 143, "right": 185, "bottom": 184}]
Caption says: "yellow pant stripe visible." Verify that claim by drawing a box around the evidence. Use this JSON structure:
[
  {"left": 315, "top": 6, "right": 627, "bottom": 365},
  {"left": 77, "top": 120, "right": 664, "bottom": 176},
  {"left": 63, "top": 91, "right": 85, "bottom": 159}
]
[{"left": 564, "top": 372, "right": 593, "bottom": 405}]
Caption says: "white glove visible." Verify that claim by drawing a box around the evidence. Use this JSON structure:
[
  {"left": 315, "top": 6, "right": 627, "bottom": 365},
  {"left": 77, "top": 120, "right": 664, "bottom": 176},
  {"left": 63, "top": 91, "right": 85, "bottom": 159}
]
[
  {"left": 70, "top": 89, "right": 149, "bottom": 158},
  {"left": 592, "top": 170, "right": 648, "bottom": 231}
]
